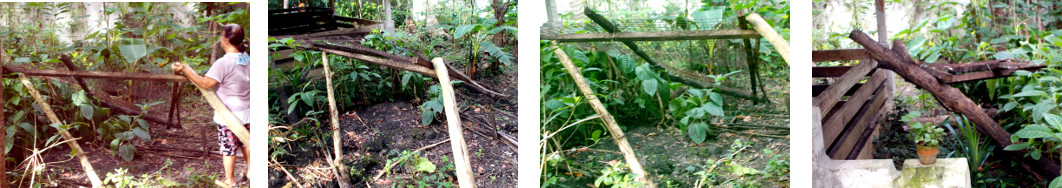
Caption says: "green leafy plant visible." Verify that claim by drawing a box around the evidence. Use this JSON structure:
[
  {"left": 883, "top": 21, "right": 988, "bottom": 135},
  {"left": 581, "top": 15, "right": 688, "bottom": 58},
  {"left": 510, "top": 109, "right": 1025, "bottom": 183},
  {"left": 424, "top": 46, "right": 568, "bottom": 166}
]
[
  {"left": 595, "top": 160, "right": 638, "bottom": 188},
  {"left": 904, "top": 111, "right": 945, "bottom": 147}
]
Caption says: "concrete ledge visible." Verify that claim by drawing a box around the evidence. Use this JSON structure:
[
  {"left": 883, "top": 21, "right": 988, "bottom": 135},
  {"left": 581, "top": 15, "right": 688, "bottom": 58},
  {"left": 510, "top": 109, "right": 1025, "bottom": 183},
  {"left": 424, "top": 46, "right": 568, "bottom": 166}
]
[{"left": 896, "top": 158, "right": 970, "bottom": 188}]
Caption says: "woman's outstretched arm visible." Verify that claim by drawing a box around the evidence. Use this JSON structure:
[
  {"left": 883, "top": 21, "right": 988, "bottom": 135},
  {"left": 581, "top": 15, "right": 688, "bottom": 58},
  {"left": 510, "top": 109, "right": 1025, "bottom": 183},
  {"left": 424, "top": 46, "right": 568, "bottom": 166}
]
[{"left": 172, "top": 62, "right": 218, "bottom": 89}]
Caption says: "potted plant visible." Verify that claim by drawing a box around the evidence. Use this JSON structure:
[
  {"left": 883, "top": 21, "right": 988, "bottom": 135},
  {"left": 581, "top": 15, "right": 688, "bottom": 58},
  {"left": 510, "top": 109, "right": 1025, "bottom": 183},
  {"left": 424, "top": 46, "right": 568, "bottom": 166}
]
[{"left": 910, "top": 121, "right": 946, "bottom": 165}]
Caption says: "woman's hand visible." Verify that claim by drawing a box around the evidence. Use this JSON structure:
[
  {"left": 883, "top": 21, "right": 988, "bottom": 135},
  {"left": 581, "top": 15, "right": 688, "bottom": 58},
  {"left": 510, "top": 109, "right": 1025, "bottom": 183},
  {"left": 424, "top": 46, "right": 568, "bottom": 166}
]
[{"left": 171, "top": 62, "right": 184, "bottom": 73}]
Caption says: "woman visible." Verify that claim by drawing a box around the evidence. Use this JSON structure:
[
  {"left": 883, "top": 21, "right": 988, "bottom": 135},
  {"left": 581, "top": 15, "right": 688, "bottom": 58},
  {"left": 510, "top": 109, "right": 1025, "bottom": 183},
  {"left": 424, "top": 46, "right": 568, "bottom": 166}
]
[{"left": 172, "top": 23, "right": 250, "bottom": 187}]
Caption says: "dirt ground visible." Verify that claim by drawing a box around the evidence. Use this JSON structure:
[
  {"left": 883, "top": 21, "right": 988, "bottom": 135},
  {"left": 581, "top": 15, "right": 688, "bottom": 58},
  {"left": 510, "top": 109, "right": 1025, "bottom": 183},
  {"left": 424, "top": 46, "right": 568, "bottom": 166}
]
[
  {"left": 37, "top": 92, "right": 243, "bottom": 187},
  {"left": 268, "top": 65, "right": 519, "bottom": 187},
  {"left": 546, "top": 72, "right": 791, "bottom": 187}
]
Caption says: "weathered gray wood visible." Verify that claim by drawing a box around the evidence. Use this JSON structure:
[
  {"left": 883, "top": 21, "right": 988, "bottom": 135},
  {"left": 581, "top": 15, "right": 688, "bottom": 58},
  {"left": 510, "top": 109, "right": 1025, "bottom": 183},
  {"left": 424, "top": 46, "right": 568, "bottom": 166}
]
[
  {"left": 543, "top": 29, "right": 760, "bottom": 42},
  {"left": 432, "top": 58, "right": 477, "bottom": 188},
  {"left": 813, "top": 59, "right": 877, "bottom": 115},
  {"left": 553, "top": 47, "right": 655, "bottom": 187},
  {"left": 830, "top": 82, "right": 888, "bottom": 159},
  {"left": 19, "top": 74, "right": 102, "bottom": 187},
  {"left": 847, "top": 87, "right": 890, "bottom": 159},
  {"left": 2, "top": 65, "right": 187, "bottom": 82},
  {"left": 822, "top": 70, "right": 887, "bottom": 150}
]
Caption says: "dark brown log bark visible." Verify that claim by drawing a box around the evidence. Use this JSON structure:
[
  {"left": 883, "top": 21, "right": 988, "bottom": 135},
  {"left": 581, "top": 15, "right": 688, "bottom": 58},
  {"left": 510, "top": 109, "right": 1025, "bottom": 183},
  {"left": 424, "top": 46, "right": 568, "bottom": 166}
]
[{"left": 849, "top": 29, "right": 1060, "bottom": 178}]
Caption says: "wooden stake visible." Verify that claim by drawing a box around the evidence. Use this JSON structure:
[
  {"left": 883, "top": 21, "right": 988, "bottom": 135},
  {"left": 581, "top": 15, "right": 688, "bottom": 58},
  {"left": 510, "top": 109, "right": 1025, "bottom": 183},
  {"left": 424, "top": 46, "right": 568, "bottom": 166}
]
[
  {"left": 17, "top": 75, "right": 102, "bottom": 187},
  {"left": 745, "top": 13, "right": 790, "bottom": 65},
  {"left": 321, "top": 52, "right": 352, "bottom": 188},
  {"left": 432, "top": 58, "right": 477, "bottom": 188},
  {"left": 552, "top": 47, "right": 656, "bottom": 187}
]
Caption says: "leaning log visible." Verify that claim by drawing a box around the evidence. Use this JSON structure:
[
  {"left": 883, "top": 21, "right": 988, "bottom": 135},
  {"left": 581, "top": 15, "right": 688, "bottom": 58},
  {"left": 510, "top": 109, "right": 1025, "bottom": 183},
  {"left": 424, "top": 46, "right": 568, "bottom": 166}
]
[
  {"left": 583, "top": 7, "right": 765, "bottom": 102},
  {"left": 543, "top": 29, "right": 760, "bottom": 42},
  {"left": 553, "top": 47, "right": 656, "bottom": 187},
  {"left": 321, "top": 52, "right": 353, "bottom": 188},
  {"left": 849, "top": 29, "right": 1060, "bottom": 178},
  {"left": 18, "top": 74, "right": 103, "bottom": 187},
  {"left": 745, "top": 13, "right": 790, "bottom": 65},
  {"left": 0, "top": 65, "right": 186, "bottom": 82},
  {"left": 432, "top": 58, "right": 477, "bottom": 188}
]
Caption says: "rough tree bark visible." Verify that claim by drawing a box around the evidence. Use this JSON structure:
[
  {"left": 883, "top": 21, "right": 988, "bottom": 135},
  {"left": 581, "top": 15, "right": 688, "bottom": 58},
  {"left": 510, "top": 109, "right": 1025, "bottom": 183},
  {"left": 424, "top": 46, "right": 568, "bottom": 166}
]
[
  {"left": 321, "top": 52, "right": 352, "bottom": 188},
  {"left": 849, "top": 29, "right": 1061, "bottom": 178}
]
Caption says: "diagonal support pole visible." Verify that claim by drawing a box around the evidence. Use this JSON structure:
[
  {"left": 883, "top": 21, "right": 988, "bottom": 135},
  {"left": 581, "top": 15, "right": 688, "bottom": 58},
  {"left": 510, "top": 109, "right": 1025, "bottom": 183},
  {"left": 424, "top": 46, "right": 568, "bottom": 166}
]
[
  {"left": 18, "top": 74, "right": 102, "bottom": 187},
  {"left": 433, "top": 58, "right": 477, "bottom": 188}
]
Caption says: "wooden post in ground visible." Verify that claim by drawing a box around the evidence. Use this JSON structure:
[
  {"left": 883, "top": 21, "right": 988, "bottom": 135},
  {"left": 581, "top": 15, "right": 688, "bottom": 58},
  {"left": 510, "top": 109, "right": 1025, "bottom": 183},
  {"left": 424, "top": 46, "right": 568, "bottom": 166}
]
[
  {"left": 321, "top": 52, "right": 352, "bottom": 188},
  {"left": 18, "top": 75, "right": 102, "bottom": 187},
  {"left": 432, "top": 58, "right": 477, "bottom": 188},
  {"left": 745, "top": 13, "right": 790, "bottom": 65},
  {"left": 552, "top": 47, "right": 656, "bottom": 187}
]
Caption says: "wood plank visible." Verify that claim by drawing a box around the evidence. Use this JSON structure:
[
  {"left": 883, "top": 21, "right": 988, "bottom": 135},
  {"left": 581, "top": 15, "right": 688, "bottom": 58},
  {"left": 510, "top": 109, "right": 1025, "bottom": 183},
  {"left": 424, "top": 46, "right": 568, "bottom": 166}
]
[
  {"left": 814, "top": 59, "right": 877, "bottom": 115},
  {"left": 832, "top": 82, "right": 888, "bottom": 159},
  {"left": 543, "top": 29, "right": 760, "bottom": 42},
  {"left": 822, "top": 100, "right": 846, "bottom": 122},
  {"left": 814, "top": 66, "right": 873, "bottom": 77},
  {"left": 812, "top": 83, "right": 861, "bottom": 97},
  {"left": 822, "top": 70, "right": 888, "bottom": 150},
  {"left": 432, "top": 58, "right": 477, "bottom": 188},
  {"left": 2, "top": 65, "right": 187, "bottom": 82},
  {"left": 851, "top": 88, "right": 891, "bottom": 159},
  {"left": 813, "top": 49, "right": 868, "bottom": 62}
]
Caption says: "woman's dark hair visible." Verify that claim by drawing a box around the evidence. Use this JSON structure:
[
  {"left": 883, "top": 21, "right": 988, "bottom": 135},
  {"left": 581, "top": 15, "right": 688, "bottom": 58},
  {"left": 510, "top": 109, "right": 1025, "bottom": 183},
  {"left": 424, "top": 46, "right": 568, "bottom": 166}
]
[{"left": 222, "top": 23, "right": 246, "bottom": 52}]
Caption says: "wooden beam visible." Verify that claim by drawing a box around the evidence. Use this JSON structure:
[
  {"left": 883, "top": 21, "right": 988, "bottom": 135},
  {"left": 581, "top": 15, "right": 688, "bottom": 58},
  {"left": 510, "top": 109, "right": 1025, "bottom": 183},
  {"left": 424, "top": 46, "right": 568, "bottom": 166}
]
[
  {"left": 812, "top": 49, "right": 868, "bottom": 62},
  {"left": 57, "top": 56, "right": 180, "bottom": 128},
  {"left": 553, "top": 46, "right": 655, "bottom": 187},
  {"left": 746, "top": 13, "right": 790, "bottom": 65},
  {"left": 812, "top": 66, "right": 878, "bottom": 77},
  {"left": 543, "top": 29, "right": 760, "bottom": 42},
  {"left": 812, "top": 83, "right": 861, "bottom": 97},
  {"left": 1, "top": 65, "right": 187, "bottom": 82},
  {"left": 432, "top": 58, "right": 477, "bottom": 188},
  {"left": 813, "top": 59, "right": 876, "bottom": 115},
  {"left": 321, "top": 52, "right": 353, "bottom": 188},
  {"left": 18, "top": 74, "right": 102, "bottom": 187},
  {"left": 851, "top": 30, "right": 1060, "bottom": 178},
  {"left": 848, "top": 89, "right": 890, "bottom": 159},
  {"left": 830, "top": 82, "right": 888, "bottom": 159},
  {"left": 822, "top": 70, "right": 887, "bottom": 151}
]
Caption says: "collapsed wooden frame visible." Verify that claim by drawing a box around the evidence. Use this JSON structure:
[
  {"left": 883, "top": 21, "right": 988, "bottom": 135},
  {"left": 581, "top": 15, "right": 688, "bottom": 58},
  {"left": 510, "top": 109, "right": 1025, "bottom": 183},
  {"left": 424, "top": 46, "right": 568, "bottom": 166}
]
[{"left": 812, "top": 29, "right": 1058, "bottom": 178}]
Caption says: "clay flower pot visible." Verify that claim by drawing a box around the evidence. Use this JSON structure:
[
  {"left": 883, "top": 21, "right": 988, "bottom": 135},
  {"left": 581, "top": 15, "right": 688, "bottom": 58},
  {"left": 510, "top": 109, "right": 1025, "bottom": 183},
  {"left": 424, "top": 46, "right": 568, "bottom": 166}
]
[{"left": 916, "top": 144, "right": 939, "bottom": 165}]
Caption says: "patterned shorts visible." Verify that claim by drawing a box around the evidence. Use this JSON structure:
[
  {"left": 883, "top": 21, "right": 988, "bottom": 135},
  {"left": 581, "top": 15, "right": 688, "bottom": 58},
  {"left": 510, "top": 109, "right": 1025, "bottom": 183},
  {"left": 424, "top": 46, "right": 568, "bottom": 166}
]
[{"left": 217, "top": 123, "right": 250, "bottom": 156}]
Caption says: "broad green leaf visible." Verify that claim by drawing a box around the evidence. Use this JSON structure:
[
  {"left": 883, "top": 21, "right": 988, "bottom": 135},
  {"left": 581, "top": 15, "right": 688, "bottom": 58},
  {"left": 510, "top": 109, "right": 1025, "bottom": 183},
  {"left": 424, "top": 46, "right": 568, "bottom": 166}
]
[
  {"left": 1004, "top": 142, "right": 1029, "bottom": 151},
  {"left": 132, "top": 127, "right": 150, "bottom": 140},
  {"left": 728, "top": 163, "right": 760, "bottom": 176},
  {"left": 1051, "top": 176, "right": 1062, "bottom": 188},
  {"left": 1012, "top": 90, "right": 1047, "bottom": 98},
  {"left": 80, "top": 105, "right": 94, "bottom": 120},
  {"left": 71, "top": 90, "right": 89, "bottom": 106},
  {"left": 703, "top": 103, "right": 724, "bottom": 117},
  {"left": 1045, "top": 114, "right": 1062, "bottom": 127},
  {"left": 691, "top": 6, "right": 725, "bottom": 30},
  {"left": 118, "top": 39, "right": 148, "bottom": 64},
  {"left": 421, "top": 111, "right": 434, "bottom": 126},
  {"left": 301, "top": 91, "right": 315, "bottom": 107},
  {"left": 688, "top": 123, "right": 709, "bottom": 144},
  {"left": 1014, "top": 124, "right": 1053, "bottom": 139},
  {"left": 119, "top": 144, "right": 136, "bottom": 162},
  {"left": 454, "top": 24, "right": 477, "bottom": 39},
  {"left": 709, "top": 92, "right": 723, "bottom": 106},
  {"left": 414, "top": 157, "right": 436, "bottom": 173},
  {"left": 642, "top": 79, "right": 658, "bottom": 96}
]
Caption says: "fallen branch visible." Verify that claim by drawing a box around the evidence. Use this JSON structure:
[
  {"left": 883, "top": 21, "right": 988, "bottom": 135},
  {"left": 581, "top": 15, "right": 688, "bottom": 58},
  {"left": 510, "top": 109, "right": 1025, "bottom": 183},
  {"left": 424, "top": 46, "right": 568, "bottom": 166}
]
[
  {"left": 271, "top": 158, "right": 307, "bottom": 188},
  {"left": 18, "top": 74, "right": 102, "bottom": 187}
]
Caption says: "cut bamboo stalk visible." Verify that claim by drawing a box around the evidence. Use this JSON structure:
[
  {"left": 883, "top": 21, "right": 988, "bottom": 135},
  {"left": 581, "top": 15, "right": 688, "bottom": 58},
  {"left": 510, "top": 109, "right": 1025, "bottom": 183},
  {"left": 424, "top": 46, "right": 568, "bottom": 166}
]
[
  {"left": 18, "top": 74, "right": 102, "bottom": 187},
  {"left": 552, "top": 47, "right": 655, "bottom": 187},
  {"left": 432, "top": 58, "right": 477, "bottom": 188},
  {"left": 321, "top": 52, "right": 352, "bottom": 188},
  {"left": 745, "top": 13, "right": 790, "bottom": 65}
]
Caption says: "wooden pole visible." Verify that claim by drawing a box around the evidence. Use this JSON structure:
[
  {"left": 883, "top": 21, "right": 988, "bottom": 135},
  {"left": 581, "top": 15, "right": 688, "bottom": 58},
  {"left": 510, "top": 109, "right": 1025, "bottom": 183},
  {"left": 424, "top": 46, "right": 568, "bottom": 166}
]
[
  {"left": 18, "top": 75, "right": 102, "bottom": 187},
  {"left": 745, "top": 13, "right": 790, "bottom": 65},
  {"left": 321, "top": 52, "right": 352, "bottom": 188},
  {"left": 0, "top": 65, "right": 187, "bottom": 82},
  {"left": 432, "top": 58, "right": 477, "bottom": 188},
  {"left": 542, "top": 29, "right": 761, "bottom": 42},
  {"left": 552, "top": 48, "right": 655, "bottom": 187},
  {"left": 875, "top": 0, "right": 896, "bottom": 108},
  {"left": 186, "top": 77, "right": 249, "bottom": 145}
]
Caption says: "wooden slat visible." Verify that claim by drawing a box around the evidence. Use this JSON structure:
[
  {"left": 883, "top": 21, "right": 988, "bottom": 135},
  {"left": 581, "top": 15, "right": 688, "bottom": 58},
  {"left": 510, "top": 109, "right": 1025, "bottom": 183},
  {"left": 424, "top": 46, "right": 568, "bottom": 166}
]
[
  {"left": 822, "top": 70, "right": 888, "bottom": 150},
  {"left": 812, "top": 83, "right": 861, "bottom": 97},
  {"left": 813, "top": 49, "right": 868, "bottom": 62},
  {"left": 814, "top": 59, "right": 877, "bottom": 115},
  {"left": 831, "top": 82, "right": 889, "bottom": 159},
  {"left": 2, "top": 65, "right": 186, "bottom": 82},
  {"left": 850, "top": 91, "right": 890, "bottom": 159},
  {"left": 822, "top": 100, "right": 845, "bottom": 122},
  {"left": 813, "top": 66, "right": 878, "bottom": 77},
  {"left": 543, "top": 29, "right": 761, "bottom": 42}
]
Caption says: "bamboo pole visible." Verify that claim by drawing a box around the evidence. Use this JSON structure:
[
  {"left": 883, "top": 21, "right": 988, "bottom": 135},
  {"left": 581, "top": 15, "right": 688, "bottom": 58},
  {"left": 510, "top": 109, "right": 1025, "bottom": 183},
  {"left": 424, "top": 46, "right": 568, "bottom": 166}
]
[
  {"left": 745, "top": 13, "right": 790, "bottom": 65},
  {"left": 321, "top": 52, "right": 352, "bottom": 188},
  {"left": 552, "top": 47, "right": 655, "bottom": 187},
  {"left": 17, "top": 75, "right": 102, "bottom": 187},
  {"left": 432, "top": 58, "right": 477, "bottom": 188}
]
